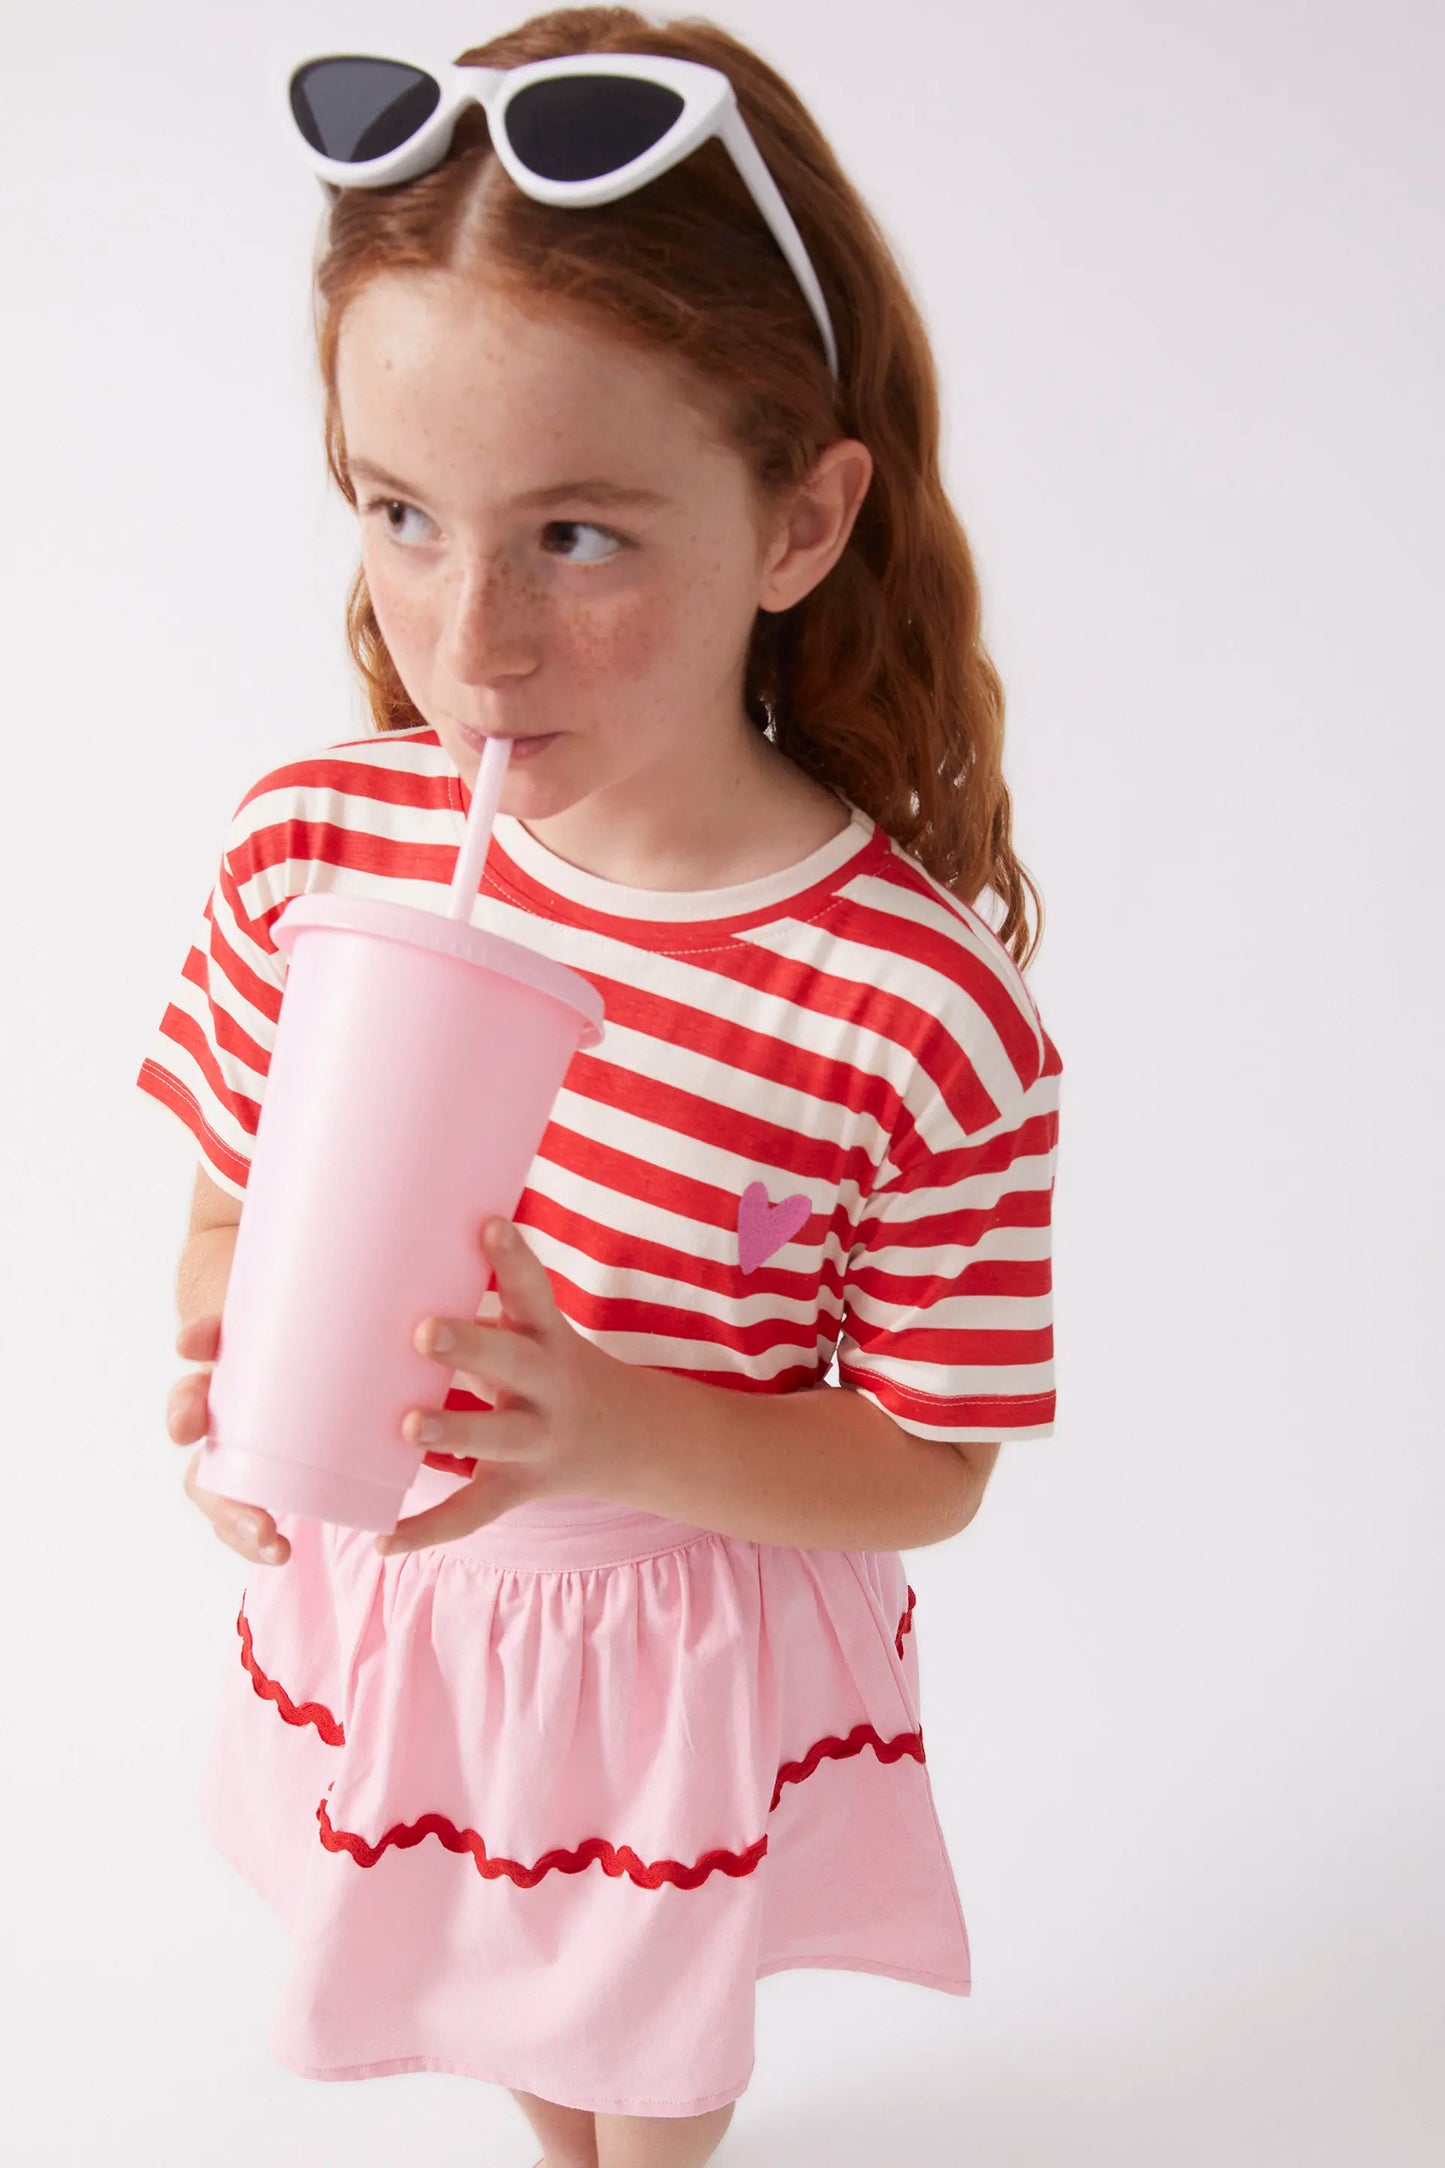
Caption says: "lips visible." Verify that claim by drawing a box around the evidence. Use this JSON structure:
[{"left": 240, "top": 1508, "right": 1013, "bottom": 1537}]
[{"left": 459, "top": 723, "right": 554, "bottom": 750}]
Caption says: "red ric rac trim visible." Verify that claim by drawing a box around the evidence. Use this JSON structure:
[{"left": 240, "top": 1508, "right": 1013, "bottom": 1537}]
[
  {"left": 316, "top": 1804, "right": 769, "bottom": 1889},
  {"left": 236, "top": 1608, "right": 343, "bottom": 1743},
  {"left": 897, "top": 1583, "right": 917, "bottom": 1658},
  {"left": 769, "top": 1720, "right": 923, "bottom": 1815},
  {"left": 232, "top": 1583, "right": 924, "bottom": 1890}
]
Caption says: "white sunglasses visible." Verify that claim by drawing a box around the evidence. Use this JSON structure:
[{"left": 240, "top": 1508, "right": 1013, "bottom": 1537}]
[{"left": 284, "top": 48, "right": 840, "bottom": 381}]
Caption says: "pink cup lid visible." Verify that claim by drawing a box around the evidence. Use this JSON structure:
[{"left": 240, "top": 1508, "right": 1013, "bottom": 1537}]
[{"left": 272, "top": 892, "right": 606, "bottom": 1050}]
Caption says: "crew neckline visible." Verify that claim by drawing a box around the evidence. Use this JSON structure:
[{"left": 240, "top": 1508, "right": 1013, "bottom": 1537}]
[{"left": 449, "top": 760, "right": 884, "bottom": 949}]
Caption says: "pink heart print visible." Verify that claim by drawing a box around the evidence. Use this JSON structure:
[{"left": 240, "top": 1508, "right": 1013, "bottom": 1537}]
[{"left": 737, "top": 1181, "right": 812, "bottom": 1273}]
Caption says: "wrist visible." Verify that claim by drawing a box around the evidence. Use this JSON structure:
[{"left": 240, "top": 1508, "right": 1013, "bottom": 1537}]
[{"left": 586, "top": 1349, "right": 671, "bottom": 1510}]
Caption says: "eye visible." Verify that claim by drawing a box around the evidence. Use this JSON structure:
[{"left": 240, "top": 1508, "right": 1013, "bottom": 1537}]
[
  {"left": 362, "top": 496, "right": 432, "bottom": 544},
  {"left": 541, "top": 519, "right": 626, "bottom": 565},
  {"left": 358, "top": 500, "right": 627, "bottom": 564}
]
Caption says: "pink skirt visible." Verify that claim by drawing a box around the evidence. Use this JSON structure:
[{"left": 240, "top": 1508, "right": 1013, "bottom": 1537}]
[{"left": 199, "top": 1457, "right": 971, "bottom": 2118}]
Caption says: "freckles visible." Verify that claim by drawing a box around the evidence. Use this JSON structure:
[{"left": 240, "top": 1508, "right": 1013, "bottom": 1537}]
[{"left": 561, "top": 597, "right": 659, "bottom": 679}]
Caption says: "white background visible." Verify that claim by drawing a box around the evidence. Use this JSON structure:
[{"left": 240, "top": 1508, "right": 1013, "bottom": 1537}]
[{"left": 3, "top": 1, "right": 1441, "bottom": 2162}]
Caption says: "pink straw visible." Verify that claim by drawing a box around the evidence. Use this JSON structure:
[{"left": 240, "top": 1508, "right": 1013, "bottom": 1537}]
[{"left": 446, "top": 735, "right": 513, "bottom": 921}]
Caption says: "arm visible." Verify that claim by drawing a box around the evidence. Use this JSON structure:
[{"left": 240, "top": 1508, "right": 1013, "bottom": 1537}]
[
  {"left": 176, "top": 1221, "right": 239, "bottom": 1330},
  {"left": 176, "top": 1163, "right": 243, "bottom": 1329},
  {"left": 604, "top": 1363, "right": 996, "bottom": 1551}
]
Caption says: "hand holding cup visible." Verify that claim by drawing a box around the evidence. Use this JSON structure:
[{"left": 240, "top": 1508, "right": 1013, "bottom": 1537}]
[
  {"left": 168, "top": 1316, "right": 291, "bottom": 1567},
  {"left": 376, "top": 1216, "right": 644, "bottom": 1558}
]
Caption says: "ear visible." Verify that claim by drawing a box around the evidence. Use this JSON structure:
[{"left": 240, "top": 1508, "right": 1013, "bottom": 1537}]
[{"left": 756, "top": 437, "right": 875, "bottom": 613}]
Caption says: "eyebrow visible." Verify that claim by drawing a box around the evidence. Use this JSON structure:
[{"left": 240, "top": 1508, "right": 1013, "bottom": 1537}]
[{"left": 346, "top": 456, "right": 673, "bottom": 511}]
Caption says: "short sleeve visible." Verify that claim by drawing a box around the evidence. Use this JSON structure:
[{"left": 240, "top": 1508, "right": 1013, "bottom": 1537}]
[
  {"left": 133, "top": 779, "right": 292, "bottom": 1200},
  {"left": 836, "top": 1011, "right": 1061, "bottom": 1446}
]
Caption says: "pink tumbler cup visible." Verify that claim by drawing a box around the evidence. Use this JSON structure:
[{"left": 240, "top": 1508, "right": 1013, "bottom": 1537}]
[{"left": 194, "top": 891, "right": 605, "bottom": 1533}]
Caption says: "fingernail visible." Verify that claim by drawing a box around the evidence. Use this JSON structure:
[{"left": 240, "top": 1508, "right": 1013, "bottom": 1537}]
[
  {"left": 431, "top": 1325, "right": 454, "bottom": 1353},
  {"left": 261, "top": 1542, "right": 283, "bottom": 1563}
]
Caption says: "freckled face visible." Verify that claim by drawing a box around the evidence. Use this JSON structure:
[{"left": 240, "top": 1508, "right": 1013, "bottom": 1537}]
[{"left": 335, "top": 271, "right": 779, "bottom": 814}]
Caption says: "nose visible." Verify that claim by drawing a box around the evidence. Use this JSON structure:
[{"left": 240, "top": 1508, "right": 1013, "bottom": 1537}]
[{"left": 438, "top": 554, "right": 540, "bottom": 688}]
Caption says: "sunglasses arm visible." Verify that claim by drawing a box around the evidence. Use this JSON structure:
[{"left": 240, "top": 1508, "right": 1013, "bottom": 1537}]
[{"left": 718, "top": 105, "right": 839, "bottom": 380}]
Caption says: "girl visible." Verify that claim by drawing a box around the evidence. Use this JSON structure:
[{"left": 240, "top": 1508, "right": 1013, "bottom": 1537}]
[{"left": 137, "top": 12, "right": 1061, "bottom": 2166}]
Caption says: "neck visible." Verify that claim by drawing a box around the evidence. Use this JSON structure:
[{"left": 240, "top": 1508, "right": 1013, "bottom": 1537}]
[{"left": 511, "top": 722, "right": 821, "bottom": 891}]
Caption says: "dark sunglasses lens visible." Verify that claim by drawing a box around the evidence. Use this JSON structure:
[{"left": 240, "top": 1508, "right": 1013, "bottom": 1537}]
[
  {"left": 291, "top": 57, "right": 440, "bottom": 165},
  {"left": 504, "top": 75, "right": 684, "bottom": 182}
]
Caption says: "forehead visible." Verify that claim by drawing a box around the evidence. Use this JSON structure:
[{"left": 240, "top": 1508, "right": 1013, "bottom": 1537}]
[{"left": 335, "top": 272, "right": 737, "bottom": 484}]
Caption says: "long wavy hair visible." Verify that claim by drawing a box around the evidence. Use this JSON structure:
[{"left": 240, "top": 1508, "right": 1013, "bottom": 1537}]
[{"left": 309, "top": 7, "right": 1044, "bottom": 966}]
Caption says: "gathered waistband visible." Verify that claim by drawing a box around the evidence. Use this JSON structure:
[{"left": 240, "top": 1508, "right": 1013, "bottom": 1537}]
[{"left": 386, "top": 1459, "right": 730, "bottom": 1571}]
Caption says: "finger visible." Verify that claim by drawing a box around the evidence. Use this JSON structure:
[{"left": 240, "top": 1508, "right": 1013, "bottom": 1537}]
[
  {"left": 175, "top": 1314, "right": 221, "bottom": 1359},
  {"left": 414, "top": 1314, "right": 538, "bottom": 1411},
  {"left": 479, "top": 1218, "right": 555, "bottom": 1336},
  {"left": 442, "top": 1324, "right": 538, "bottom": 1406},
  {"left": 375, "top": 1469, "right": 524, "bottom": 1557},
  {"left": 428, "top": 1407, "right": 538, "bottom": 1461},
  {"left": 167, "top": 1374, "right": 212, "bottom": 1444},
  {"left": 220, "top": 1512, "right": 290, "bottom": 1565},
  {"left": 184, "top": 1451, "right": 290, "bottom": 1566}
]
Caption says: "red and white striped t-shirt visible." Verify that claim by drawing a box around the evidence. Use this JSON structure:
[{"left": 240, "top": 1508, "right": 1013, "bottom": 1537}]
[{"left": 135, "top": 725, "right": 1061, "bottom": 1445}]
